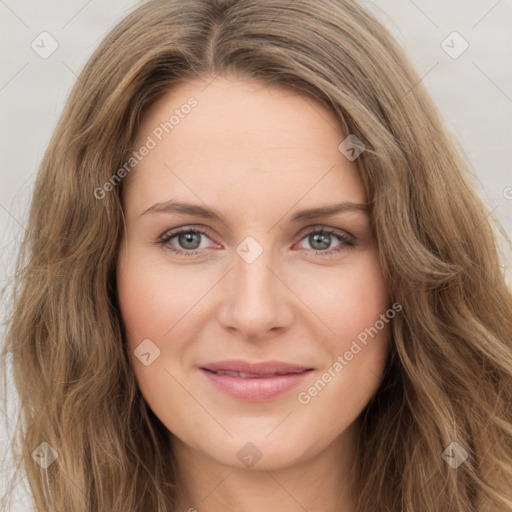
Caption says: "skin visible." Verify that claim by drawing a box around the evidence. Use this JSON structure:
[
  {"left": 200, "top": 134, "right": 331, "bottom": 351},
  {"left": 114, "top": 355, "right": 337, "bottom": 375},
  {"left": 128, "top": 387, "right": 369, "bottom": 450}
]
[{"left": 117, "top": 76, "right": 392, "bottom": 512}]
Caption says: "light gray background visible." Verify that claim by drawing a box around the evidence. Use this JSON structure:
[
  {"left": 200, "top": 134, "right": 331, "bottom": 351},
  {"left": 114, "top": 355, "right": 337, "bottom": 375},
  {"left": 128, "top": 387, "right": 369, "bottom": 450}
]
[{"left": 1, "top": 0, "right": 511, "bottom": 509}]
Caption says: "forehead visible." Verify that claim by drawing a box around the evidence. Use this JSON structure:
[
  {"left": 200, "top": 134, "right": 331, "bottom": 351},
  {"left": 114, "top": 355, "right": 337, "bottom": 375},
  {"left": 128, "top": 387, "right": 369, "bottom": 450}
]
[
  {"left": 136, "top": 76, "right": 342, "bottom": 150},
  {"left": 126, "top": 76, "right": 365, "bottom": 213}
]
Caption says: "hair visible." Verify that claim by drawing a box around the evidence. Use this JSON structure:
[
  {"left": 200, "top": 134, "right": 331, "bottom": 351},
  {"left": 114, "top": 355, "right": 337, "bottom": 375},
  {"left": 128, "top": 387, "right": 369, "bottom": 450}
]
[{"left": 1, "top": 0, "right": 511, "bottom": 510}]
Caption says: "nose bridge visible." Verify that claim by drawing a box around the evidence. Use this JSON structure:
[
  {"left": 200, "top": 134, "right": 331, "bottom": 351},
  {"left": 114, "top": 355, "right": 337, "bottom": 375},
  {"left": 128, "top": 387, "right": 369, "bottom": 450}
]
[
  {"left": 234, "top": 236, "right": 282, "bottom": 309},
  {"left": 218, "top": 234, "right": 291, "bottom": 337},
  {"left": 236, "top": 246, "right": 277, "bottom": 300}
]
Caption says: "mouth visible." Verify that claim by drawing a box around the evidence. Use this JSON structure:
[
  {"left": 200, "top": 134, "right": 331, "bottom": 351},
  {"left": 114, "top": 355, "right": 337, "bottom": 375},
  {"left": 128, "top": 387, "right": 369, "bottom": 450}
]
[
  {"left": 202, "top": 369, "right": 309, "bottom": 378},
  {"left": 199, "top": 360, "right": 314, "bottom": 401}
]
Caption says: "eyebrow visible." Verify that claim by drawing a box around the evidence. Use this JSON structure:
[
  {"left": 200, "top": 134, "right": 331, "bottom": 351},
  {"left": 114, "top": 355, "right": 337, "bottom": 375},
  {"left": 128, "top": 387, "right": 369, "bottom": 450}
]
[{"left": 140, "top": 200, "right": 370, "bottom": 222}]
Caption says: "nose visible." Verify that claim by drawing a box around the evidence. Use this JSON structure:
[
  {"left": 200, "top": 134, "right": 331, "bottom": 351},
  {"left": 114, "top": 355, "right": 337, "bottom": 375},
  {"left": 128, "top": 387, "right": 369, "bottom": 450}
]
[{"left": 217, "top": 240, "right": 294, "bottom": 341}]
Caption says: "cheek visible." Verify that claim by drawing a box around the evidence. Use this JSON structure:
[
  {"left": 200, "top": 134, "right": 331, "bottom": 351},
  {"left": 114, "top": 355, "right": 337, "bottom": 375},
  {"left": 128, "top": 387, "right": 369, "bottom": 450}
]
[
  {"left": 116, "top": 244, "right": 217, "bottom": 404},
  {"left": 313, "top": 250, "right": 391, "bottom": 346},
  {"left": 117, "top": 246, "right": 198, "bottom": 348},
  {"left": 117, "top": 268, "right": 169, "bottom": 348},
  {"left": 116, "top": 248, "right": 195, "bottom": 422},
  {"left": 306, "top": 251, "right": 391, "bottom": 408}
]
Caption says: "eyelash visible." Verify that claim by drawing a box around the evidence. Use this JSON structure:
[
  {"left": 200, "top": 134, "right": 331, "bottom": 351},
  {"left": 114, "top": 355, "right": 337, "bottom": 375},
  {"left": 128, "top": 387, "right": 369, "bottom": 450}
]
[{"left": 157, "top": 226, "right": 356, "bottom": 258}]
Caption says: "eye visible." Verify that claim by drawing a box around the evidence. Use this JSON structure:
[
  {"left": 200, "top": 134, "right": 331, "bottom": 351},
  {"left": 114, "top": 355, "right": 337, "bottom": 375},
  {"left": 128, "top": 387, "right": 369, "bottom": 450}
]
[
  {"left": 158, "top": 227, "right": 217, "bottom": 257},
  {"left": 294, "top": 227, "right": 355, "bottom": 255},
  {"left": 157, "top": 225, "right": 356, "bottom": 258}
]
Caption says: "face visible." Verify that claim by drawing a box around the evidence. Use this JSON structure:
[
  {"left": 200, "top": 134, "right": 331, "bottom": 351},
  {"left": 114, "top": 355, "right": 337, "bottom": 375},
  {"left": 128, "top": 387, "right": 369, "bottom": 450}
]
[{"left": 117, "top": 76, "right": 392, "bottom": 471}]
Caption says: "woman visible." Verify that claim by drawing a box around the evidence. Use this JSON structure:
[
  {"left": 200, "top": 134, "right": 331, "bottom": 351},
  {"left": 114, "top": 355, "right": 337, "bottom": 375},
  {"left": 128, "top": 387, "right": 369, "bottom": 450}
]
[{"left": 2, "top": 0, "right": 511, "bottom": 510}]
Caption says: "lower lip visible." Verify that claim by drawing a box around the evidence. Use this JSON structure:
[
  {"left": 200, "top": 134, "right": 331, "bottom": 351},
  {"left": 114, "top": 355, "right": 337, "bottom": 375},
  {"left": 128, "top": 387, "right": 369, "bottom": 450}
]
[{"left": 200, "top": 369, "right": 313, "bottom": 401}]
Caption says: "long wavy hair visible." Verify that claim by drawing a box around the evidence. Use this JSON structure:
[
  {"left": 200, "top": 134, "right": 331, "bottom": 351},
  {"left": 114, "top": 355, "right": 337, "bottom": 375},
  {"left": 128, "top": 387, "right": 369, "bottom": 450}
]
[{"left": 1, "top": 0, "right": 511, "bottom": 510}]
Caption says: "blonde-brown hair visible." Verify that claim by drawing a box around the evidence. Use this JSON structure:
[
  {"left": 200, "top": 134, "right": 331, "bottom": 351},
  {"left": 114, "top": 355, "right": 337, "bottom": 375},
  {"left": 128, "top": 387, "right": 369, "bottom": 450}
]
[{"left": 2, "top": 0, "right": 511, "bottom": 510}]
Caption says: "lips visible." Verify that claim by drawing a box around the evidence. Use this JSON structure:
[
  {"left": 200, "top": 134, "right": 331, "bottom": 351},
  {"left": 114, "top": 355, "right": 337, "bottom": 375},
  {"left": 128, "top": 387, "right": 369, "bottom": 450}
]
[{"left": 199, "top": 359, "right": 314, "bottom": 401}]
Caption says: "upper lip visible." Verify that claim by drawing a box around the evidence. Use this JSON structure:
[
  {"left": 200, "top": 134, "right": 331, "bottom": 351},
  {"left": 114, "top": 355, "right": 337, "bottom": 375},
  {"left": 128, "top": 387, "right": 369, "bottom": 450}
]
[{"left": 200, "top": 359, "right": 313, "bottom": 376}]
